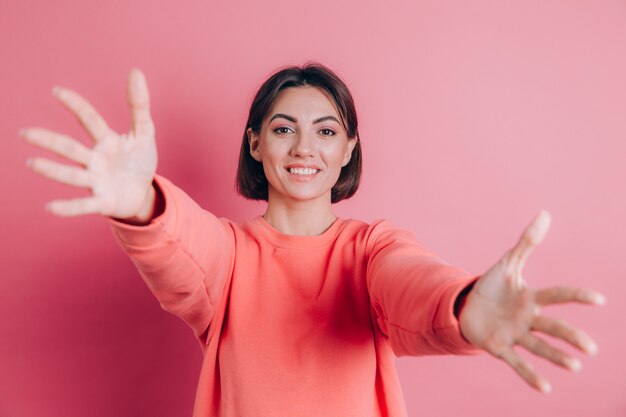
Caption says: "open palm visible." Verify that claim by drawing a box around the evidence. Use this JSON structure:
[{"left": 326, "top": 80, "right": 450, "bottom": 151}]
[
  {"left": 459, "top": 211, "right": 606, "bottom": 393},
  {"left": 22, "top": 69, "right": 157, "bottom": 220}
]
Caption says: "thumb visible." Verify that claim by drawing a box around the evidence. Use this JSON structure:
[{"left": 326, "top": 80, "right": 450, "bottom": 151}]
[
  {"left": 507, "top": 210, "right": 552, "bottom": 277},
  {"left": 127, "top": 68, "right": 155, "bottom": 137}
]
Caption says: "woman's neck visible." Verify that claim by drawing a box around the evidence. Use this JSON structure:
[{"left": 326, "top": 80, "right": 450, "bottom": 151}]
[{"left": 262, "top": 194, "right": 337, "bottom": 236}]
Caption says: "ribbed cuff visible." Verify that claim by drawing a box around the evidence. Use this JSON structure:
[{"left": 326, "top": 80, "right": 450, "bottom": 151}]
[{"left": 108, "top": 174, "right": 177, "bottom": 248}]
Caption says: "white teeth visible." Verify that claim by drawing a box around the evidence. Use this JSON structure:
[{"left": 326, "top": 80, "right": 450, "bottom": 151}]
[{"left": 288, "top": 167, "right": 319, "bottom": 175}]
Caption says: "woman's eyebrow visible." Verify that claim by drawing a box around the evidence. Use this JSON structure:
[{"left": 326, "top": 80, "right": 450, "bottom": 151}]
[
  {"left": 269, "top": 113, "right": 341, "bottom": 124},
  {"left": 312, "top": 115, "right": 341, "bottom": 125}
]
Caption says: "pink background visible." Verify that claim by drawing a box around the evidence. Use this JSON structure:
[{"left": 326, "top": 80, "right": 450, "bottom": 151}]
[{"left": 2, "top": 1, "right": 625, "bottom": 416}]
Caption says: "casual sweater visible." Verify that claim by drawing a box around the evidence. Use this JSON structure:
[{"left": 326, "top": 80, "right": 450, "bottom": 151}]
[{"left": 109, "top": 175, "right": 479, "bottom": 417}]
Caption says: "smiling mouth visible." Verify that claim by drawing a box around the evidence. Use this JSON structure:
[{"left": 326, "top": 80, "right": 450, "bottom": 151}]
[{"left": 287, "top": 167, "right": 320, "bottom": 175}]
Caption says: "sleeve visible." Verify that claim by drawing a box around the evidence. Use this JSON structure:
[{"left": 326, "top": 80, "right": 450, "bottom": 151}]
[
  {"left": 365, "top": 219, "right": 480, "bottom": 357},
  {"left": 108, "top": 174, "right": 235, "bottom": 344}
]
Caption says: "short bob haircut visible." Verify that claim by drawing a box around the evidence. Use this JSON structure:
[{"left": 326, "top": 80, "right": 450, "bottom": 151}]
[{"left": 236, "top": 62, "right": 362, "bottom": 204}]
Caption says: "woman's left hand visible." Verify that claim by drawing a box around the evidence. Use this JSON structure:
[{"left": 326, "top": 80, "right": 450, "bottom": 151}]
[{"left": 458, "top": 210, "right": 606, "bottom": 393}]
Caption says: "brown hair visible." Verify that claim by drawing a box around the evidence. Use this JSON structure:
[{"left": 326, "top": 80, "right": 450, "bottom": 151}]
[{"left": 236, "top": 62, "right": 362, "bottom": 204}]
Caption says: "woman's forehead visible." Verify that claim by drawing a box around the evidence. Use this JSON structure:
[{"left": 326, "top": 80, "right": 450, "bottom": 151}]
[{"left": 267, "top": 86, "right": 340, "bottom": 121}]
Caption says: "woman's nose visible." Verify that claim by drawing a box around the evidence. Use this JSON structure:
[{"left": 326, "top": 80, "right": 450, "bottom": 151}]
[{"left": 290, "top": 131, "right": 314, "bottom": 158}]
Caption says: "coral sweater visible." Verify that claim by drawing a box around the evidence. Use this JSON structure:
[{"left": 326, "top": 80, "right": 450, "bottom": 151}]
[{"left": 109, "top": 175, "right": 479, "bottom": 417}]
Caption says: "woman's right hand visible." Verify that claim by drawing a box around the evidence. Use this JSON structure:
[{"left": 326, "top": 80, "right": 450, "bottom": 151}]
[{"left": 21, "top": 68, "right": 158, "bottom": 223}]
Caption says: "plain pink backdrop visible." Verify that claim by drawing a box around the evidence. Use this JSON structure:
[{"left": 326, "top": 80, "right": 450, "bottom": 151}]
[{"left": 2, "top": 1, "right": 625, "bottom": 416}]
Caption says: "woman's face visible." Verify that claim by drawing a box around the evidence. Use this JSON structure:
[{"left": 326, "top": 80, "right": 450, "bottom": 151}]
[{"left": 247, "top": 86, "right": 357, "bottom": 206}]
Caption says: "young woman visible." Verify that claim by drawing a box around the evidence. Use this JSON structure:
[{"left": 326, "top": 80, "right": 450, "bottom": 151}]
[{"left": 22, "top": 64, "right": 605, "bottom": 417}]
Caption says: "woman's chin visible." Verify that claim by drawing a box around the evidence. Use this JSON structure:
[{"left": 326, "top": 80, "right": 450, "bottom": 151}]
[{"left": 270, "top": 186, "right": 332, "bottom": 205}]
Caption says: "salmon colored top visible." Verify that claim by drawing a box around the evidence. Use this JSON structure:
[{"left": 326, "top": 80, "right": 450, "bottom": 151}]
[{"left": 109, "top": 175, "right": 479, "bottom": 417}]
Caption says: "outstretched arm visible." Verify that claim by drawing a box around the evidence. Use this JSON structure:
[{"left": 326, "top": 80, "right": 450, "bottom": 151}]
[
  {"left": 459, "top": 211, "right": 606, "bottom": 393},
  {"left": 365, "top": 220, "right": 480, "bottom": 356},
  {"left": 21, "top": 70, "right": 234, "bottom": 342}
]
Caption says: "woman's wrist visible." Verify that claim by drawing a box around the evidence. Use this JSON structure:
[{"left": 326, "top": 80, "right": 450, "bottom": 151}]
[{"left": 112, "top": 181, "right": 160, "bottom": 225}]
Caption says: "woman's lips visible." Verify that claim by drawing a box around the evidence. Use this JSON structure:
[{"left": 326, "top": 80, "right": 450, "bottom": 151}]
[
  {"left": 287, "top": 167, "right": 319, "bottom": 174},
  {"left": 285, "top": 166, "right": 320, "bottom": 180}
]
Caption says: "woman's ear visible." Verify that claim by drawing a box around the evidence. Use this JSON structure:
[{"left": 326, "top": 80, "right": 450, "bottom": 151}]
[
  {"left": 247, "top": 128, "right": 262, "bottom": 162},
  {"left": 342, "top": 136, "right": 358, "bottom": 167}
]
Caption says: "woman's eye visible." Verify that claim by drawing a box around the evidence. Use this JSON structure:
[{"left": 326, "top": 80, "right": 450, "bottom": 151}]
[
  {"left": 274, "top": 127, "right": 293, "bottom": 135},
  {"left": 320, "top": 129, "right": 336, "bottom": 136}
]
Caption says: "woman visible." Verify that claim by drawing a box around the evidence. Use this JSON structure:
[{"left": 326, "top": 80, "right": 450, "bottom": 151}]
[{"left": 22, "top": 63, "right": 605, "bottom": 417}]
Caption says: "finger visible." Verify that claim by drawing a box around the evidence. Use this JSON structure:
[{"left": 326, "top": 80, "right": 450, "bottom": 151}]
[
  {"left": 27, "top": 157, "right": 91, "bottom": 188},
  {"left": 535, "top": 287, "right": 606, "bottom": 307},
  {"left": 499, "top": 347, "right": 552, "bottom": 393},
  {"left": 21, "top": 128, "right": 91, "bottom": 166},
  {"left": 532, "top": 315, "right": 599, "bottom": 356},
  {"left": 127, "top": 68, "right": 155, "bottom": 137},
  {"left": 517, "top": 333, "right": 581, "bottom": 372},
  {"left": 506, "top": 210, "right": 552, "bottom": 275},
  {"left": 53, "top": 86, "right": 115, "bottom": 143},
  {"left": 46, "top": 196, "right": 102, "bottom": 217}
]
